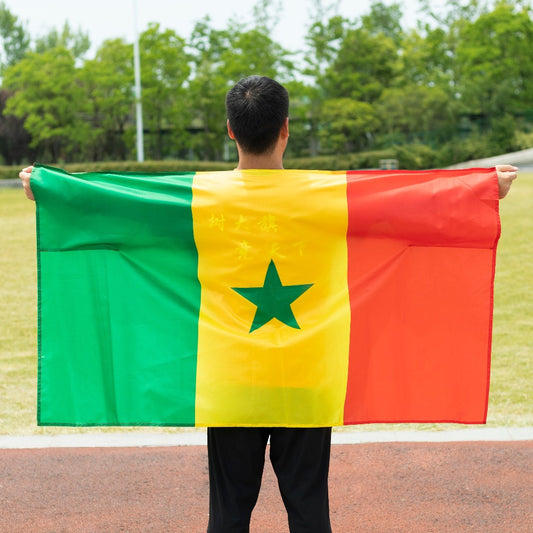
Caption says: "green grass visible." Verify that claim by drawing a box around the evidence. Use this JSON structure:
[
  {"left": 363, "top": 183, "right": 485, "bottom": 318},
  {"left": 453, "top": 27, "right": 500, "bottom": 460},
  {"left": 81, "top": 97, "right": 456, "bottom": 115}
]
[
  {"left": 0, "top": 176, "right": 531, "bottom": 435},
  {"left": 0, "top": 190, "right": 37, "bottom": 434},
  {"left": 488, "top": 172, "right": 533, "bottom": 426}
]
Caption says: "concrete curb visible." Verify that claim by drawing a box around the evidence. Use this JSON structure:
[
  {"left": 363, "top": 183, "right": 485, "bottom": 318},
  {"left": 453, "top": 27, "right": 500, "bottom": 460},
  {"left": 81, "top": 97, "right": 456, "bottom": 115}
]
[
  {"left": 445, "top": 147, "right": 533, "bottom": 170},
  {"left": 0, "top": 178, "right": 22, "bottom": 188},
  {"left": 0, "top": 427, "right": 531, "bottom": 449}
]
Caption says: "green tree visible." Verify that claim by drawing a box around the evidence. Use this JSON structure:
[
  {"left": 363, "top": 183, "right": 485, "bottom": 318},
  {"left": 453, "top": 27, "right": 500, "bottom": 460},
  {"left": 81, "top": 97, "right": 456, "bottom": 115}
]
[
  {"left": 220, "top": 28, "right": 293, "bottom": 84},
  {"left": 3, "top": 47, "right": 90, "bottom": 162},
  {"left": 322, "top": 27, "right": 398, "bottom": 103},
  {"left": 380, "top": 21, "right": 458, "bottom": 146},
  {"left": 398, "top": 27, "right": 454, "bottom": 90},
  {"left": 433, "top": 0, "right": 533, "bottom": 154},
  {"left": 139, "top": 23, "right": 191, "bottom": 159},
  {"left": 34, "top": 21, "right": 91, "bottom": 61},
  {"left": 316, "top": 21, "right": 398, "bottom": 153},
  {"left": 283, "top": 80, "right": 315, "bottom": 158},
  {"left": 378, "top": 85, "right": 455, "bottom": 145},
  {"left": 303, "top": 2, "right": 348, "bottom": 155},
  {"left": 319, "top": 98, "right": 379, "bottom": 153},
  {"left": 188, "top": 14, "right": 294, "bottom": 160},
  {"left": 0, "top": 89, "right": 31, "bottom": 164},
  {"left": 79, "top": 39, "right": 134, "bottom": 161},
  {"left": 187, "top": 18, "right": 231, "bottom": 160},
  {"left": 418, "top": 0, "right": 488, "bottom": 28},
  {"left": 361, "top": 1, "right": 404, "bottom": 44},
  {"left": 0, "top": 2, "right": 30, "bottom": 69},
  {"left": 414, "top": 0, "right": 491, "bottom": 98},
  {"left": 455, "top": 2, "right": 533, "bottom": 118},
  {"left": 251, "top": 0, "right": 282, "bottom": 34},
  {"left": 304, "top": 8, "right": 346, "bottom": 79}
]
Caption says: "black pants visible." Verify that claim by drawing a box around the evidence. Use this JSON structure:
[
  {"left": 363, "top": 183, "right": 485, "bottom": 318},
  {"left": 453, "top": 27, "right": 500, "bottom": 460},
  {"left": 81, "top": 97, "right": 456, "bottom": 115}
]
[{"left": 207, "top": 427, "right": 332, "bottom": 533}]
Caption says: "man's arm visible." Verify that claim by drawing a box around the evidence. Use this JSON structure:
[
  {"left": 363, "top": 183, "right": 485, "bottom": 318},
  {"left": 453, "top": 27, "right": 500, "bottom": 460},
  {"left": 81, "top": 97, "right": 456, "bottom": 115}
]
[{"left": 19, "top": 164, "right": 518, "bottom": 202}]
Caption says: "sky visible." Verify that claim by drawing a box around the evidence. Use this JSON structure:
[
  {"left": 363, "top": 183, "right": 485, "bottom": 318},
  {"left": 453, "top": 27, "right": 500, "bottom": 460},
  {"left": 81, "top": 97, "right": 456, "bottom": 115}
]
[{"left": 5, "top": 0, "right": 430, "bottom": 56}]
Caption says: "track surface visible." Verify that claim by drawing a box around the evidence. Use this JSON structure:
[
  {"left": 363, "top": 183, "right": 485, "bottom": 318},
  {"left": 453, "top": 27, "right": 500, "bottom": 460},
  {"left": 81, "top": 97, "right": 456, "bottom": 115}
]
[{"left": 1, "top": 441, "right": 531, "bottom": 532}]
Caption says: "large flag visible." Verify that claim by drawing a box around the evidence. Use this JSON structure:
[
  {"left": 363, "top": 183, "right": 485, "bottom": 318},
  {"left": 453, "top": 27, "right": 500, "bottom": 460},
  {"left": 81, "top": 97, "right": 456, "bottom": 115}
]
[{"left": 32, "top": 164, "right": 500, "bottom": 427}]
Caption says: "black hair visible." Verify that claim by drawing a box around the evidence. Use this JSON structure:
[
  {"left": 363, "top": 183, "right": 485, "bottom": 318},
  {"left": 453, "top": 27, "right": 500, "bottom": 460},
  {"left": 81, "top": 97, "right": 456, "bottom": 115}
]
[{"left": 225, "top": 75, "right": 289, "bottom": 155}]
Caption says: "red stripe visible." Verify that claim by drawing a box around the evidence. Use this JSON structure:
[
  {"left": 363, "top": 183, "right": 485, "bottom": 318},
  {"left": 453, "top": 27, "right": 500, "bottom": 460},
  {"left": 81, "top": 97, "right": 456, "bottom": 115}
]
[{"left": 343, "top": 169, "right": 500, "bottom": 424}]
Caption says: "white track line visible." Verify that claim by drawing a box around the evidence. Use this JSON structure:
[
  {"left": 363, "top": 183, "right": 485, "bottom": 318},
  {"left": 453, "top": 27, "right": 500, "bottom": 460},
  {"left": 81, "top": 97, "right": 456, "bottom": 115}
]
[{"left": 0, "top": 427, "right": 531, "bottom": 449}]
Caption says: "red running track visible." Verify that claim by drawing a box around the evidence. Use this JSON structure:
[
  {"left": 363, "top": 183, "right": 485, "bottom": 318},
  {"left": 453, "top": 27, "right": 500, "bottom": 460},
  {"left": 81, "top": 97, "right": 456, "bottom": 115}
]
[{"left": 0, "top": 441, "right": 531, "bottom": 532}]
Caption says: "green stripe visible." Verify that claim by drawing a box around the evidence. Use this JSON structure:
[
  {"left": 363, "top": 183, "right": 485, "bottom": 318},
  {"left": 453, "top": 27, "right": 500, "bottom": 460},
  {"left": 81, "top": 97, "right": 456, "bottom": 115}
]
[{"left": 33, "top": 165, "right": 200, "bottom": 426}]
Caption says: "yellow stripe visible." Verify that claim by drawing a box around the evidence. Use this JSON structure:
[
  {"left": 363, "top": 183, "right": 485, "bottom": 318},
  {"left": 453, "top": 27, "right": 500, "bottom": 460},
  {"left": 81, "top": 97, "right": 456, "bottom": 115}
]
[{"left": 192, "top": 170, "right": 351, "bottom": 426}]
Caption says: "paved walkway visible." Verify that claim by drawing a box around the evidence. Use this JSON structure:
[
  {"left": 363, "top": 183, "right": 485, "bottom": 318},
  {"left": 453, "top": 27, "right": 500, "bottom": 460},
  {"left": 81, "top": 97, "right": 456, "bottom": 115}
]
[
  {"left": 446, "top": 146, "right": 533, "bottom": 172},
  {"left": 0, "top": 430, "right": 531, "bottom": 532},
  {"left": 0, "top": 426, "right": 532, "bottom": 448}
]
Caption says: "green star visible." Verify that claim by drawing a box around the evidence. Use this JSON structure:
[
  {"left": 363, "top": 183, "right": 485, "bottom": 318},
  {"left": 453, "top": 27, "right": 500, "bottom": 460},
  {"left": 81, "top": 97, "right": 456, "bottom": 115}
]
[{"left": 232, "top": 260, "right": 313, "bottom": 333}]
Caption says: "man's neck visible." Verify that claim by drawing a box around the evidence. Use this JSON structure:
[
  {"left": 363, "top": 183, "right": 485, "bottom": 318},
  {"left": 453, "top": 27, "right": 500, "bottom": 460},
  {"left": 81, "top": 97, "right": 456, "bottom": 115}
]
[{"left": 235, "top": 153, "right": 284, "bottom": 170}]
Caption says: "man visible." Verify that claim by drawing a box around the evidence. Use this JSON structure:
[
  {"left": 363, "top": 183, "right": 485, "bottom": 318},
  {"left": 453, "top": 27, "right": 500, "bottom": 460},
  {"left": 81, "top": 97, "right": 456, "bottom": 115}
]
[
  {"left": 206, "top": 76, "right": 333, "bottom": 533},
  {"left": 20, "top": 75, "right": 518, "bottom": 533}
]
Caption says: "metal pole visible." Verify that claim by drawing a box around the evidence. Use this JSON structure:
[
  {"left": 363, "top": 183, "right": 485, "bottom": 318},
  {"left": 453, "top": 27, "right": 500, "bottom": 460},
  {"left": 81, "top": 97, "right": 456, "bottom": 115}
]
[{"left": 133, "top": 0, "right": 144, "bottom": 162}]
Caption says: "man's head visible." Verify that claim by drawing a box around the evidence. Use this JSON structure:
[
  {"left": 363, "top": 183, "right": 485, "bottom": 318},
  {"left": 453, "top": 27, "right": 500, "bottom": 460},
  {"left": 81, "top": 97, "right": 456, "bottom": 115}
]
[{"left": 226, "top": 76, "right": 289, "bottom": 155}]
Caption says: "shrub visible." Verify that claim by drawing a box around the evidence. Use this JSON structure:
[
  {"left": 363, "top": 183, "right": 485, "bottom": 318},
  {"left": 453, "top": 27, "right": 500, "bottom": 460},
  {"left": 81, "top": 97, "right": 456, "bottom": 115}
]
[
  {"left": 0, "top": 160, "right": 235, "bottom": 180},
  {"left": 393, "top": 144, "right": 440, "bottom": 170}
]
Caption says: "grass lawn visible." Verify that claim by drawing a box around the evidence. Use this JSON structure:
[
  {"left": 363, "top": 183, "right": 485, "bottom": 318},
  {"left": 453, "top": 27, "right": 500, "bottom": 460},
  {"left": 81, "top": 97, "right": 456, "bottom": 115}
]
[{"left": 0, "top": 175, "right": 531, "bottom": 435}]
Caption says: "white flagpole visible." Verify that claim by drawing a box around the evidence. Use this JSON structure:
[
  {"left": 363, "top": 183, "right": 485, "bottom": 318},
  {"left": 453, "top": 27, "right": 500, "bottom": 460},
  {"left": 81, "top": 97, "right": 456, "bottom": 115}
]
[{"left": 133, "top": 0, "right": 144, "bottom": 162}]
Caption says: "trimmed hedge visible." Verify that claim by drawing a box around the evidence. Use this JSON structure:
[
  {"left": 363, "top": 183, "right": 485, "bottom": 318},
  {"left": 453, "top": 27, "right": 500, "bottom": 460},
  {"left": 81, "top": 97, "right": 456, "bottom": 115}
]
[
  {"left": 0, "top": 160, "right": 236, "bottom": 180},
  {"left": 285, "top": 149, "right": 397, "bottom": 170},
  {"left": 1, "top": 154, "right": 387, "bottom": 181},
  {"left": 0, "top": 166, "right": 21, "bottom": 180},
  {"left": 1, "top": 142, "right": 483, "bottom": 181}
]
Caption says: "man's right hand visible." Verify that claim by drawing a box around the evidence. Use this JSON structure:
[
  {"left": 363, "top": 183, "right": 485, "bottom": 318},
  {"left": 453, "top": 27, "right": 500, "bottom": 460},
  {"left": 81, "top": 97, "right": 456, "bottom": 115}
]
[
  {"left": 19, "top": 166, "right": 34, "bottom": 201},
  {"left": 496, "top": 164, "right": 518, "bottom": 199}
]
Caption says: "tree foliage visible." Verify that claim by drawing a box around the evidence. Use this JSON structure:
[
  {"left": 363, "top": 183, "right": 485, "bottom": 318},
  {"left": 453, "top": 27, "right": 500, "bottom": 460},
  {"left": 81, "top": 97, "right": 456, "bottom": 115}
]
[
  {"left": 3, "top": 47, "right": 89, "bottom": 162},
  {"left": 0, "top": 2, "right": 29, "bottom": 70},
  {"left": 361, "top": 1, "right": 404, "bottom": 44},
  {"left": 34, "top": 21, "right": 91, "bottom": 61},
  {"left": 0, "top": 89, "right": 30, "bottom": 164},
  {"left": 0, "top": 0, "right": 532, "bottom": 164},
  {"left": 320, "top": 98, "right": 379, "bottom": 152},
  {"left": 79, "top": 39, "right": 134, "bottom": 161},
  {"left": 455, "top": 1, "right": 533, "bottom": 116},
  {"left": 139, "top": 23, "right": 191, "bottom": 159}
]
